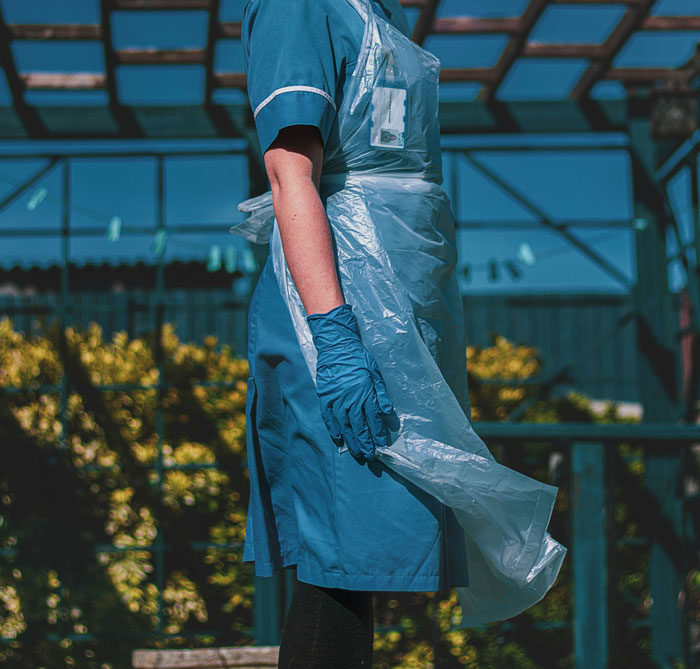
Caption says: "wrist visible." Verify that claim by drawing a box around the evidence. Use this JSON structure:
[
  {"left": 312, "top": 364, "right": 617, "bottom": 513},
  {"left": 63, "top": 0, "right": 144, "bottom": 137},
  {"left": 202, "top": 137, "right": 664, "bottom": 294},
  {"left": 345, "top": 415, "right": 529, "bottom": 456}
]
[
  {"left": 306, "top": 302, "right": 349, "bottom": 321},
  {"left": 306, "top": 303, "right": 362, "bottom": 352}
]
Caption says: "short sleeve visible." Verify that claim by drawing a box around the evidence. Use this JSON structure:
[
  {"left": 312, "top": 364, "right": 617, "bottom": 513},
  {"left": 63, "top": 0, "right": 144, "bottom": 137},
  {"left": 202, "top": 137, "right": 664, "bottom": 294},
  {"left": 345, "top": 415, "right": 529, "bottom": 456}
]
[{"left": 242, "top": 0, "right": 340, "bottom": 154}]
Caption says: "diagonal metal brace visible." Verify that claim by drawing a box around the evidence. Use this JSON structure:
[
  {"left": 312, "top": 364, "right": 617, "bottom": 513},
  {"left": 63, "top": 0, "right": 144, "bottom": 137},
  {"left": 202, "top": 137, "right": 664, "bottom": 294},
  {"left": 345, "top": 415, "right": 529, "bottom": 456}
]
[
  {"left": 461, "top": 150, "right": 634, "bottom": 289},
  {"left": 0, "top": 158, "right": 59, "bottom": 216}
]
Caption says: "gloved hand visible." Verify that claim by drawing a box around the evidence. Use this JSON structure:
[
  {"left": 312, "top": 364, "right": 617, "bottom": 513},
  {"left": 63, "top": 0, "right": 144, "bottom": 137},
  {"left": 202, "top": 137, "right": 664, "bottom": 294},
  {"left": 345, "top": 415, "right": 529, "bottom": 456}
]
[{"left": 306, "top": 303, "right": 394, "bottom": 461}]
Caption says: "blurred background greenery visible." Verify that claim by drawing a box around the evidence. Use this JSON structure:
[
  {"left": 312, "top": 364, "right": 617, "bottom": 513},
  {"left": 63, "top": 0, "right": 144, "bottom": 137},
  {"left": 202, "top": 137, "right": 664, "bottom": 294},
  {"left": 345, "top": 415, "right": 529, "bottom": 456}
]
[{"left": 0, "top": 320, "right": 667, "bottom": 668}]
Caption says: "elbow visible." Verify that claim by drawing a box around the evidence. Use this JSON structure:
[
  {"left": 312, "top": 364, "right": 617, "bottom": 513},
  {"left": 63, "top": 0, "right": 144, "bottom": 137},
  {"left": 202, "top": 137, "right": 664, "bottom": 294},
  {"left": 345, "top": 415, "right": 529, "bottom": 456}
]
[
  {"left": 263, "top": 125, "right": 324, "bottom": 197},
  {"left": 266, "top": 158, "right": 318, "bottom": 204},
  {"left": 267, "top": 166, "right": 302, "bottom": 207},
  {"left": 266, "top": 160, "right": 286, "bottom": 197}
]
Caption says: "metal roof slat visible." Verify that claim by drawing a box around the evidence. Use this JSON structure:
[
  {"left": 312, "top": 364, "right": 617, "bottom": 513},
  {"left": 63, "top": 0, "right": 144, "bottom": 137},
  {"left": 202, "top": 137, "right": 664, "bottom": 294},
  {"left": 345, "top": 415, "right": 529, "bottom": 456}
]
[
  {"left": 21, "top": 72, "right": 106, "bottom": 89},
  {"left": 603, "top": 67, "right": 686, "bottom": 83},
  {"left": 0, "top": 7, "right": 47, "bottom": 136},
  {"left": 113, "top": 0, "right": 210, "bottom": 9},
  {"left": 569, "top": 0, "right": 656, "bottom": 99},
  {"left": 8, "top": 24, "right": 102, "bottom": 40},
  {"left": 440, "top": 68, "right": 497, "bottom": 83},
  {"left": 205, "top": 0, "right": 220, "bottom": 101},
  {"left": 411, "top": 0, "right": 441, "bottom": 46},
  {"left": 523, "top": 43, "right": 606, "bottom": 58},
  {"left": 550, "top": 0, "right": 647, "bottom": 4},
  {"left": 642, "top": 16, "right": 700, "bottom": 30},
  {"left": 99, "top": 0, "right": 142, "bottom": 136},
  {"left": 217, "top": 22, "right": 241, "bottom": 39},
  {"left": 213, "top": 72, "right": 246, "bottom": 88},
  {"left": 115, "top": 47, "right": 206, "bottom": 64},
  {"left": 432, "top": 17, "right": 522, "bottom": 35},
  {"left": 477, "top": 0, "right": 549, "bottom": 103},
  {"left": 204, "top": 0, "right": 238, "bottom": 136}
]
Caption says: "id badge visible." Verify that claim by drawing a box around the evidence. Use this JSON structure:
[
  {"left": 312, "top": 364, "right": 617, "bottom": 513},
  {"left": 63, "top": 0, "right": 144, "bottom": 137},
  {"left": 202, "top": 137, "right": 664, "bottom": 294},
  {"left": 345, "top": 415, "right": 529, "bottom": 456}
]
[{"left": 369, "top": 85, "right": 407, "bottom": 150}]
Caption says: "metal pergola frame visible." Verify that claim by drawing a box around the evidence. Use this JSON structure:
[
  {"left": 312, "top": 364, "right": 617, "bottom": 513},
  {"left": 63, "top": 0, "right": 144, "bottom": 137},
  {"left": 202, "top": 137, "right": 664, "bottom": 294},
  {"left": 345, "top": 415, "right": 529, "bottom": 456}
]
[{"left": 0, "top": 0, "right": 697, "bottom": 142}]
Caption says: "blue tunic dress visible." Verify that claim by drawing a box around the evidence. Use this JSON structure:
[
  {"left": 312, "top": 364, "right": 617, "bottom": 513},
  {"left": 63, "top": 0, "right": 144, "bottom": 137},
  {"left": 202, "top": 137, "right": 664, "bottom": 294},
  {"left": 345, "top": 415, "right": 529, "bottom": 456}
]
[{"left": 241, "top": 0, "right": 469, "bottom": 591}]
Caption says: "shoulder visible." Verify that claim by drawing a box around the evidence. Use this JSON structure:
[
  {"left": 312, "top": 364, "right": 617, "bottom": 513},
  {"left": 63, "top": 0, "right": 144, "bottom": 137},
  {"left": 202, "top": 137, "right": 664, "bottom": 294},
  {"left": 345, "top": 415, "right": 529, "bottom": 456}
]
[
  {"left": 243, "top": 0, "right": 362, "bottom": 65},
  {"left": 243, "top": 0, "right": 361, "bottom": 39},
  {"left": 382, "top": 0, "right": 412, "bottom": 37},
  {"left": 244, "top": 0, "right": 341, "bottom": 24}
]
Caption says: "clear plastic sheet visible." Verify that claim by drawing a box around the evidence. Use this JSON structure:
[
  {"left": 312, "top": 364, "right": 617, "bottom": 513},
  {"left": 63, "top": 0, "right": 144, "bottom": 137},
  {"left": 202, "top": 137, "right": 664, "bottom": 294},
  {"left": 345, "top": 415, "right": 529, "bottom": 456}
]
[
  {"left": 231, "top": 0, "right": 566, "bottom": 627},
  {"left": 230, "top": 190, "right": 274, "bottom": 245},
  {"left": 232, "top": 188, "right": 566, "bottom": 627}
]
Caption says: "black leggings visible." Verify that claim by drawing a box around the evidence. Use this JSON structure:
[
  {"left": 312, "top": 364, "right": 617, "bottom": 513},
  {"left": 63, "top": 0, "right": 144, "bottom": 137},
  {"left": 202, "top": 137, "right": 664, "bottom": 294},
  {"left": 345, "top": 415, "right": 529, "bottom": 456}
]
[{"left": 278, "top": 580, "right": 374, "bottom": 668}]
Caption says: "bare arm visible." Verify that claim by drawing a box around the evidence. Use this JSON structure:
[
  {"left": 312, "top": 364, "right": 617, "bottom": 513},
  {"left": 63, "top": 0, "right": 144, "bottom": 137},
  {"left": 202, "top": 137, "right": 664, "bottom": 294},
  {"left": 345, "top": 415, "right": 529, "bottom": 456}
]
[{"left": 263, "top": 125, "right": 344, "bottom": 316}]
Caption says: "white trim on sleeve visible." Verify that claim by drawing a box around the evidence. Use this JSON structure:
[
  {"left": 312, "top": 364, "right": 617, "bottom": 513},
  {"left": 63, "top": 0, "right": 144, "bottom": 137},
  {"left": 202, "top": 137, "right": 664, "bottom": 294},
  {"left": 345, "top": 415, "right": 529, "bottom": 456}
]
[{"left": 253, "top": 85, "right": 337, "bottom": 120}]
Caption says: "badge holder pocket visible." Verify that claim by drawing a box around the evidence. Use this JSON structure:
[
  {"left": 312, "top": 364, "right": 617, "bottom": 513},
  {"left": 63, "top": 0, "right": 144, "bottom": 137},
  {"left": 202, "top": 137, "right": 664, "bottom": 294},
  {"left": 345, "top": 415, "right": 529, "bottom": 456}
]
[{"left": 369, "top": 48, "right": 408, "bottom": 151}]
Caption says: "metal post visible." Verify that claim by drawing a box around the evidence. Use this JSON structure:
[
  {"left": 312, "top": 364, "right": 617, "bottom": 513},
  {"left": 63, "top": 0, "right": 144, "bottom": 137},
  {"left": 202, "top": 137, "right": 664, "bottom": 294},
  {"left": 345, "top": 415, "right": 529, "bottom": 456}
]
[
  {"left": 253, "top": 577, "right": 282, "bottom": 646},
  {"left": 154, "top": 155, "right": 166, "bottom": 636},
  {"left": 629, "top": 114, "right": 686, "bottom": 666},
  {"left": 57, "top": 157, "right": 71, "bottom": 643},
  {"left": 572, "top": 442, "right": 608, "bottom": 669},
  {"left": 59, "top": 158, "right": 69, "bottom": 452}
]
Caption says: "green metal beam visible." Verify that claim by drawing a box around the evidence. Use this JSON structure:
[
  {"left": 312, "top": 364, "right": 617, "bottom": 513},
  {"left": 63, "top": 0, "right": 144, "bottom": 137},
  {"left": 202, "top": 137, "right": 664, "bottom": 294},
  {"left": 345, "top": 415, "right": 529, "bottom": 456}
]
[
  {"left": 472, "top": 421, "right": 700, "bottom": 443},
  {"left": 154, "top": 155, "right": 166, "bottom": 636},
  {"left": 253, "top": 576, "right": 282, "bottom": 645},
  {"left": 0, "top": 99, "right": 630, "bottom": 140},
  {"left": 629, "top": 116, "right": 686, "bottom": 667},
  {"left": 0, "top": 158, "right": 58, "bottom": 213},
  {"left": 0, "top": 219, "right": 634, "bottom": 237},
  {"left": 572, "top": 442, "right": 609, "bottom": 669},
  {"left": 686, "top": 159, "right": 700, "bottom": 420},
  {"left": 657, "top": 129, "right": 700, "bottom": 185},
  {"left": 628, "top": 137, "right": 700, "bottom": 354}
]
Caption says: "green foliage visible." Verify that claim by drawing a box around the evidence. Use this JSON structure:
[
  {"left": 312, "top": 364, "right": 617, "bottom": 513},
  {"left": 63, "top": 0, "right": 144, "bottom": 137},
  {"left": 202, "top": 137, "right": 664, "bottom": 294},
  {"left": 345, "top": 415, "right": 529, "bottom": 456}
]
[
  {"left": 0, "top": 319, "right": 251, "bottom": 667},
  {"left": 0, "top": 324, "right": 670, "bottom": 667}
]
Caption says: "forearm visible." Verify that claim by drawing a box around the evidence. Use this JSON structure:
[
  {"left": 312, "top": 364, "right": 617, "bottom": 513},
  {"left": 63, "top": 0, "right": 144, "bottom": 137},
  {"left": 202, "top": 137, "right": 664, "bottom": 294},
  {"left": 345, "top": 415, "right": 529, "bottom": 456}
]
[
  {"left": 271, "top": 179, "right": 345, "bottom": 316},
  {"left": 264, "top": 126, "right": 344, "bottom": 316}
]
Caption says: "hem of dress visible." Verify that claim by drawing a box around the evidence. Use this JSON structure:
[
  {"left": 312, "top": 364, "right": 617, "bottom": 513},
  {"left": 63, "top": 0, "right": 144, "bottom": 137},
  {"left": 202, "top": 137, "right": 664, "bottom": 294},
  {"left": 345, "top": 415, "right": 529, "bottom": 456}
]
[
  {"left": 244, "top": 555, "right": 467, "bottom": 592},
  {"left": 297, "top": 568, "right": 464, "bottom": 592},
  {"left": 243, "top": 544, "right": 297, "bottom": 575}
]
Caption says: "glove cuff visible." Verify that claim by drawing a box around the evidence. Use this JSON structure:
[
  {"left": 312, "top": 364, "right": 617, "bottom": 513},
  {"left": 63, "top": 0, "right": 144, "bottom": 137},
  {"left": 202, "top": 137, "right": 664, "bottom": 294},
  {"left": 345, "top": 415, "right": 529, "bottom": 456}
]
[{"left": 306, "top": 303, "right": 362, "bottom": 351}]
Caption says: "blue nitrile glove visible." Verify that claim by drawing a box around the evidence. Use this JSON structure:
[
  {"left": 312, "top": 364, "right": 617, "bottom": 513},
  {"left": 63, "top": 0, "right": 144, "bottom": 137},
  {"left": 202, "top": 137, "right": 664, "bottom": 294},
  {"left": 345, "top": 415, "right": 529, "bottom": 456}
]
[{"left": 306, "top": 303, "right": 394, "bottom": 461}]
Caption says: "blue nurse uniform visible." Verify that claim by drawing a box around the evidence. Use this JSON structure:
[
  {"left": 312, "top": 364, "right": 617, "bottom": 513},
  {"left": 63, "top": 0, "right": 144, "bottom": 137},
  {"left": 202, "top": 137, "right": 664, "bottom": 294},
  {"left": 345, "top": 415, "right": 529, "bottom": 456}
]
[{"left": 241, "top": 0, "right": 469, "bottom": 591}]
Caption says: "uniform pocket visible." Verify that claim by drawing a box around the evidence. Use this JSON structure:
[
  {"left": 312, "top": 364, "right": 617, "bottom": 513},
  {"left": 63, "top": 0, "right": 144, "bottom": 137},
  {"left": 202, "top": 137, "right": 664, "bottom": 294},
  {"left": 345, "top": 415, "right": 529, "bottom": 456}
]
[
  {"left": 242, "top": 376, "right": 257, "bottom": 562},
  {"left": 245, "top": 376, "right": 256, "bottom": 423},
  {"left": 244, "top": 376, "right": 257, "bottom": 462}
]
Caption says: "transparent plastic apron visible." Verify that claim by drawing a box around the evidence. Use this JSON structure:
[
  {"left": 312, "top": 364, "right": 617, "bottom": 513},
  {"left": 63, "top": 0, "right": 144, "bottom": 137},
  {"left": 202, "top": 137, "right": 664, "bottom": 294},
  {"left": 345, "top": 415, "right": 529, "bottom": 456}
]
[{"left": 232, "top": 0, "right": 566, "bottom": 627}]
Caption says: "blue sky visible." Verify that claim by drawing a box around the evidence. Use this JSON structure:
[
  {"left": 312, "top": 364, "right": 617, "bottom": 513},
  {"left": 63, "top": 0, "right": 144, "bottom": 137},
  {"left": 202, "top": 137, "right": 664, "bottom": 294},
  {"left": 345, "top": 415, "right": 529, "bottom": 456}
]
[{"left": 0, "top": 0, "right": 697, "bottom": 293}]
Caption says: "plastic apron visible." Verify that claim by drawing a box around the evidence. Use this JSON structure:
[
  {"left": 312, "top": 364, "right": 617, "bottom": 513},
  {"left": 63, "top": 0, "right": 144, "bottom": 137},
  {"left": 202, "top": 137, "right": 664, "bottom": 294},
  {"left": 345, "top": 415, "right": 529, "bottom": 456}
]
[{"left": 232, "top": 0, "right": 566, "bottom": 627}]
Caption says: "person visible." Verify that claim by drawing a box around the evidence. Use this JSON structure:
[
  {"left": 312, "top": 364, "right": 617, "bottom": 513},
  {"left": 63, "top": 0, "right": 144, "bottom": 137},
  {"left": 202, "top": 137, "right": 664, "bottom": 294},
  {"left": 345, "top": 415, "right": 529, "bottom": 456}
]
[{"left": 240, "top": 0, "right": 471, "bottom": 666}]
